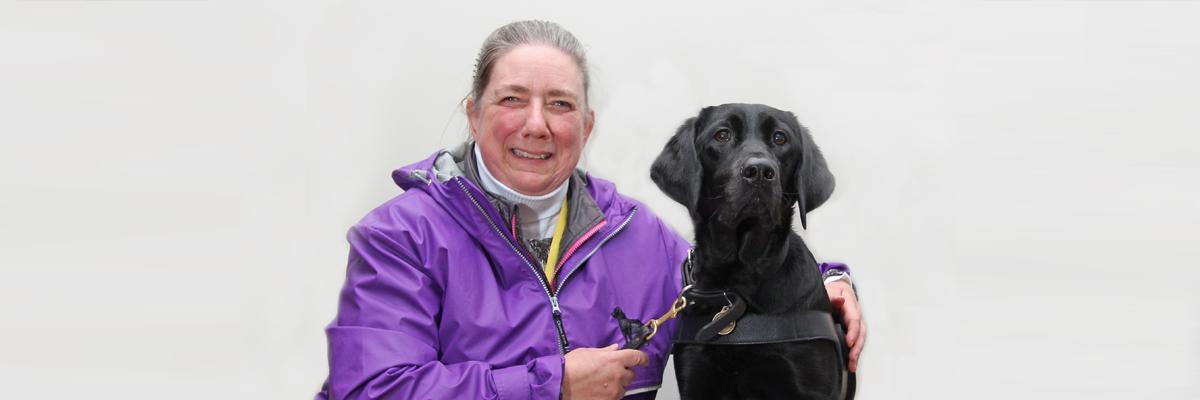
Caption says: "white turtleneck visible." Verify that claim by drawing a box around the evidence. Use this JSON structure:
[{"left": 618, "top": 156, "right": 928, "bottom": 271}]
[{"left": 474, "top": 145, "right": 569, "bottom": 241}]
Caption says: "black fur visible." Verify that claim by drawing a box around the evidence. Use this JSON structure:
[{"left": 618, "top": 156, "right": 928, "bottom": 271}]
[{"left": 652, "top": 104, "right": 842, "bottom": 399}]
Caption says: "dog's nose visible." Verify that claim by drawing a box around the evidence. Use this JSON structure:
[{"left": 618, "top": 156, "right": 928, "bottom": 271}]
[{"left": 740, "top": 159, "right": 777, "bottom": 183}]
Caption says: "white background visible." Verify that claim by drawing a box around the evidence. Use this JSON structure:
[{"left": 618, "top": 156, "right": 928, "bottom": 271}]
[{"left": 2, "top": 1, "right": 1198, "bottom": 399}]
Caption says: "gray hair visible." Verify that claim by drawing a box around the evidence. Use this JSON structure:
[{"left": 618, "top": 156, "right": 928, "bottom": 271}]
[{"left": 470, "top": 20, "right": 590, "bottom": 106}]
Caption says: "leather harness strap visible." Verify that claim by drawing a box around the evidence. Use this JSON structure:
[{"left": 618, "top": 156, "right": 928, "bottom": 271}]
[
  {"left": 674, "top": 248, "right": 844, "bottom": 349},
  {"left": 675, "top": 305, "right": 842, "bottom": 346},
  {"left": 682, "top": 248, "right": 696, "bottom": 287},
  {"left": 671, "top": 248, "right": 856, "bottom": 399},
  {"left": 681, "top": 288, "right": 747, "bottom": 342}
]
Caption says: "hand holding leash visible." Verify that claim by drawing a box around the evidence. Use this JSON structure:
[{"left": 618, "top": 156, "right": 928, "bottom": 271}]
[{"left": 612, "top": 286, "right": 690, "bottom": 350}]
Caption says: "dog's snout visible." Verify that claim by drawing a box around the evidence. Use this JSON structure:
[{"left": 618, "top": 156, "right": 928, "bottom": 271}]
[{"left": 740, "top": 158, "right": 777, "bottom": 183}]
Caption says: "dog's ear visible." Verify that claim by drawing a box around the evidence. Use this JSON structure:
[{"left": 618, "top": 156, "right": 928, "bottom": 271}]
[
  {"left": 651, "top": 111, "right": 706, "bottom": 211},
  {"left": 793, "top": 122, "right": 835, "bottom": 230}
]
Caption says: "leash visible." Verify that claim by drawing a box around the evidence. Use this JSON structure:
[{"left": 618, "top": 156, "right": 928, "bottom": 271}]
[
  {"left": 614, "top": 249, "right": 699, "bottom": 349},
  {"left": 643, "top": 286, "right": 691, "bottom": 342},
  {"left": 612, "top": 286, "right": 689, "bottom": 350},
  {"left": 615, "top": 248, "right": 747, "bottom": 348}
]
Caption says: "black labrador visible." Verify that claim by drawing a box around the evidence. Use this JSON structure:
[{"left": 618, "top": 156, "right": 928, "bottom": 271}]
[{"left": 651, "top": 104, "right": 851, "bottom": 399}]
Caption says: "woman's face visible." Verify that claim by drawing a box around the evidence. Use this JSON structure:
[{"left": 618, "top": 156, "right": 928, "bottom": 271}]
[{"left": 468, "top": 44, "right": 594, "bottom": 196}]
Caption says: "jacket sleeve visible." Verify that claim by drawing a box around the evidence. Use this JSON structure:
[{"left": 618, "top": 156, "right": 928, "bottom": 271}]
[
  {"left": 617, "top": 215, "right": 691, "bottom": 394},
  {"left": 321, "top": 224, "right": 563, "bottom": 400}
]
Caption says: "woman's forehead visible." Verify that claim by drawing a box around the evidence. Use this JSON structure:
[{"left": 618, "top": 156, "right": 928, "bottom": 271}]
[
  {"left": 491, "top": 84, "right": 579, "bottom": 100},
  {"left": 487, "top": 45, "right": 585, "bottom": 96}
]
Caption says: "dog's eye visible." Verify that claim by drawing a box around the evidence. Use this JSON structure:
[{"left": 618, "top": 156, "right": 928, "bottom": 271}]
[
  {"left": 714, "top": 129, "right": 731, "bottom": 143},
  {"left": 773, "top": 131, "right": 788, "bottom": 145}
]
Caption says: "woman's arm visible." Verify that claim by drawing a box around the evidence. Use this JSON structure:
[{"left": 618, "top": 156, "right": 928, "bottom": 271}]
[
  {"left": 319, "top": 224, "right": 562, "bottom": 400},
  {"left": 820, "top": 262, "right": 865, "bottom": 372}
]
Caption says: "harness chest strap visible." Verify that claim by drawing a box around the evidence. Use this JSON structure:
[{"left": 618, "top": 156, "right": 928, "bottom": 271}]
[
  {"left": 635, "top": 249, "right": 843, "bottom": 346},
  {"left": 674, "top": 308, "right": 841, "bottom": 346}
]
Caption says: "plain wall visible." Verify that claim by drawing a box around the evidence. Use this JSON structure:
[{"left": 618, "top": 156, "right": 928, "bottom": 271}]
[{"left": 1, "top": 0, "right": 1197, "bottom": 398}]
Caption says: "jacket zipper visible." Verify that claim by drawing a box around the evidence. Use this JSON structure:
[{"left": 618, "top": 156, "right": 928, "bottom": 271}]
[
  {"left": 552, "top": 219, "right": 608, "bottom": 285},
  {"left": 546, "top": 209, "right": 636, "bottom": 351},
  {"left": 454, "top": 179, "right": 571, "bottom": 354},
  {"left": 510, "top": 212, "right": 549, "bottom": 290},
  {"left": 550, "top": 297, "right": 568, "bottom": 352},
  {"left": 554, "top": 207, "right": 638, "bottom": 294},
  {"left": 455, "top": 178, "right": 641, "bottom": 354}
]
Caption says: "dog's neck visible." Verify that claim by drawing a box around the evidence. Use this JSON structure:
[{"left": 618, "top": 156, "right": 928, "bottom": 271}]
[{"left": 691, "top": 218, "right": 820, "bottom": 314}]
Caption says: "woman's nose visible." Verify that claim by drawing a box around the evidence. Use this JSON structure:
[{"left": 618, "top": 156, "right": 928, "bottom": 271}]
[{"left": 522, "top": 103, "right": 551, "bottom": 138}]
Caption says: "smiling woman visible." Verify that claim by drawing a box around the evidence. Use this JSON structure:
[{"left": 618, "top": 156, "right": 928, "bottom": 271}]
[{"left": 315, "top": 20, "right": 862, "bottom": 400}]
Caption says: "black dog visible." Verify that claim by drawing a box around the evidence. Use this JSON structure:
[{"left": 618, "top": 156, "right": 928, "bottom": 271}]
[{"left": 652, "top": 104, "right": 851, "bottom": 399}]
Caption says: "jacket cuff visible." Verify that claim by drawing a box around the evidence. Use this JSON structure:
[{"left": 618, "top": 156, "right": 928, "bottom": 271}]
[
  {"left": 819, "top": 262, "right": 858, "bottom": 299},
  {"left": 492, "top": 354, "right": 563, "bottom": 400},
  {"left": 818, "top": 261, "right": 850, "bottom": 276}
]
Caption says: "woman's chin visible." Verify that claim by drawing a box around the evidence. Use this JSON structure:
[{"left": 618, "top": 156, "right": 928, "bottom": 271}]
[{"left": 507, "top": 175, "right": 567, "bottom": 196}]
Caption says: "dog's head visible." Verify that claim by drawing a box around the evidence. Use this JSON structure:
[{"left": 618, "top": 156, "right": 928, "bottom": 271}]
[{"left": 651, "top": 104, "right": 834, "bottom": 230}]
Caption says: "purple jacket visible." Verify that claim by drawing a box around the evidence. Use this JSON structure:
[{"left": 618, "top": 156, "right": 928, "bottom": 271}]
[{"left": 318, "top": 149, "right": 690, "bottom": 399}]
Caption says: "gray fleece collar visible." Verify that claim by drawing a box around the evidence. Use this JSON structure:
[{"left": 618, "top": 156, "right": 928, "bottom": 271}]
[{"left": 435, "top": 142, "right": 606, "bottom": 266}]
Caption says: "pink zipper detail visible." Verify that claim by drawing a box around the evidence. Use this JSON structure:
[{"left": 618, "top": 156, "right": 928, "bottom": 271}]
[{"left": 554, "top": 219, "right": 608, "bottom": 279}]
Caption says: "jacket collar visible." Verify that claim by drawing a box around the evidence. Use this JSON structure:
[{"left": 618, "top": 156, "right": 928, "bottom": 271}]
[{"left": 390, "top": 144, "right": 638, "bottom": 274}]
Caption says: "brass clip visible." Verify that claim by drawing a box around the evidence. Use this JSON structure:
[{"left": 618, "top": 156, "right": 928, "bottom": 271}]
[{"left": 643, "top": 289, "right": 690, "bottom": 342}]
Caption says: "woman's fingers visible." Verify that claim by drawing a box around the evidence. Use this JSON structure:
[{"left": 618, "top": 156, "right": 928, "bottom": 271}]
[
  {"left": 618, "top": 368, "right": 636, "bottom": 388},
  {"left": 614, "top": 348, "right": 649, "bottom": 367},
  {"left": 564, "top": 346, "right": 643, "bottom": 399},
  {"left": 843, "top": 308, "right": 860, "bottom": 347},
  {"left": 606, "top": 348, "right": 646, "bottom": 397},
  {"left": 826, "top": 280, "right": 866, "bottom": 373},
  {"left": 848, "top": 319, "right": 865, "bottom": 372}
]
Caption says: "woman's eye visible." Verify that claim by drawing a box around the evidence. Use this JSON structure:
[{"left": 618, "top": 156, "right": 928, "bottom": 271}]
[
  {"left": 549, "top": 100, "right": 575, "bottom": 111},
  {"left": 499, "top": 96, "right": 521, "bottom": 104},
  {"left": 714, "top": 129, "right": 731, "bottom": 143},
  {"left": 773, "top": 131, "right": 788, "bottom": 145}
]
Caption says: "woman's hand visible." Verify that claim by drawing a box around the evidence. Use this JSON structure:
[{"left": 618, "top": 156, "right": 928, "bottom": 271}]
[
  {"left": 562, "top": 344, "right": 648, "bottom": 400},
  {"left": 826, "top": 280, "right": 865, "bottom": 372}
]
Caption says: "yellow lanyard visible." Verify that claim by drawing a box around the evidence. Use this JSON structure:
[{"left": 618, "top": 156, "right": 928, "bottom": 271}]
[{"left": 543, "top": 196, "right": 570, "bottom": 283}]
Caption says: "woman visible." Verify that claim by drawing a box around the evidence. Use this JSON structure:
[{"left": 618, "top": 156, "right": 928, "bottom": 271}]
[{"left": 317, "top": 20, "right": 864, "bottom": 400}]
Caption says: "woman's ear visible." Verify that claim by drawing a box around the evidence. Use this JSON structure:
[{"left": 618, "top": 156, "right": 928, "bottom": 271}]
[
  {"left": 466, "top": 98, "right": 479, "bottom": 140},
  {"left": 583, "top": 108, "right": 596, "bottom": 144}
]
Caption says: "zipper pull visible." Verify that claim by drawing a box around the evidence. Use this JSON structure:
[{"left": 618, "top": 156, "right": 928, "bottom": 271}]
[{"left": 550, "top": 296, "right": 562, "bottom": 316}]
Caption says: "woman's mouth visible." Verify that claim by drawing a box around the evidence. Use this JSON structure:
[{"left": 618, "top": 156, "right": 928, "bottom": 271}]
[{"left": 511, "top": 148, "right": 551, "bottom": 160}]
